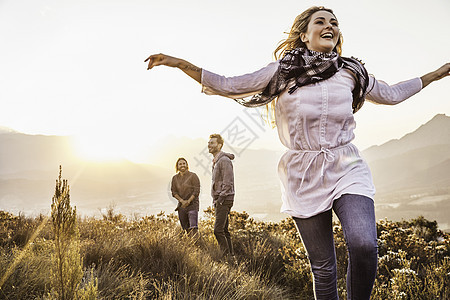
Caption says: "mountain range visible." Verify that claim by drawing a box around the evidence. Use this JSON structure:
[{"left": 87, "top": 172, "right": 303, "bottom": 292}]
[
  {"left": 1, "top": 114, "right": 449, "bottom": 230},
  {"left": 362, "top": 114, "right": 450, "bottom": 189}
]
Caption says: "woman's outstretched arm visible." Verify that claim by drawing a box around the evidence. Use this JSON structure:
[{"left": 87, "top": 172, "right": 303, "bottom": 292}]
[
  {"left": 366, "top": 62, "right": 450, "bottom": 105},
  {"left": 420, "top": 63, "right": 450, "bottom": 88},
  {"left": 144, "top": 53, "right": 201, "bottom": 83}
]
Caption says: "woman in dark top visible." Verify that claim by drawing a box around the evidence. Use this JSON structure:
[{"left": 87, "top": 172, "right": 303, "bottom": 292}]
[{"left": 171, "top": 157, "right": 201, "bottom": 235}]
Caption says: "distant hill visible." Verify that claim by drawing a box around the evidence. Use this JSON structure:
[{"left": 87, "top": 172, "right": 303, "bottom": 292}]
[
  {"left": 362, "top": 114, "right": 450, "bottom": 162},
  {"left": 0, "top": 126, "right": 17, "bottom": 134},
  {"left": 362, "top": 114, "right": 450, "bottom": 192},
  {"left": 0, "top": 132, "right": 78, "bottom": 176},
  {"left": 361, "top": 114, "right": 450, "bottom": 230},
  {"left": 365, "top": 144, "right": 450, "bottom": 191}
]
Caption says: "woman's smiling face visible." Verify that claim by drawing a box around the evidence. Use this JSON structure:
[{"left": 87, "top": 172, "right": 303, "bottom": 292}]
[{"left": 300, "top": 10, "right": 340, "bottom": 53}]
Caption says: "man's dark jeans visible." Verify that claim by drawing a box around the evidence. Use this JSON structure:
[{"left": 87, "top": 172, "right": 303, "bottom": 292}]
[{"left": 214, "top": 199, "right": 234, "bottom": 255}]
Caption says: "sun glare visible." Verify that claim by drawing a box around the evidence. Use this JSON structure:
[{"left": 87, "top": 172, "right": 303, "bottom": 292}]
[
  {"left": 73, "top": 135, "right": 127, "bottom": 162},
  {"left": 72, "top": 133, "right": 150, "bottom": 163}
]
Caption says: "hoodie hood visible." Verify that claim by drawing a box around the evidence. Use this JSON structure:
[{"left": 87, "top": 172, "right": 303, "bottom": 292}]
[{"left": 214, "top": 151, "right": 235, "bottom": 163}]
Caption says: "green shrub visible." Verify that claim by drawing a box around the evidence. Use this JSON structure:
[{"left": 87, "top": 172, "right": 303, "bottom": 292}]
[{"left": 48, "top": 166, "right": 98, "bottom": 300}]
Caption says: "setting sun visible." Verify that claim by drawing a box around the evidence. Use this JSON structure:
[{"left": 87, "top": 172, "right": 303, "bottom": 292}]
[{"left": 72, "top": 131, "right": 152, "bottom": 163}]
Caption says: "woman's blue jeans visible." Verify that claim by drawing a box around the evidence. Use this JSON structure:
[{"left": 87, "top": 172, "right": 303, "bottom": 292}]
[
  {"left": 177, "top": 208, "right": 198, "bottom": 231},
  {"left": 293, "top": 194, "right": 378, "bottom": 300}
]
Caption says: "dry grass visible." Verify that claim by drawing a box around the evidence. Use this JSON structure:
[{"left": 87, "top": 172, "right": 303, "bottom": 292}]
[{"left": 0, "top": 209, "right": 449, "bottom": 299}]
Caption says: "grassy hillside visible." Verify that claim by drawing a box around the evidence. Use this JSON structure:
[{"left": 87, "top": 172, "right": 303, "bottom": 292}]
[{"left": 1, "top": 207, "right": 449, "bottom": 299}]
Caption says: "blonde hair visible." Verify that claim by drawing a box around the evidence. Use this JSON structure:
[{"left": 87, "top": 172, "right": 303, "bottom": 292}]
[{"left": 265, "top": 6, "right": 343, "bottom": 127}]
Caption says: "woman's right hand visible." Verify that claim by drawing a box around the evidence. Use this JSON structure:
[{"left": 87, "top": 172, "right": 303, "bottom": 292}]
[
  {"left": 145, "top": 53, "right": 202, "bottom": 83},
  {"left": 144, "top": 53, "right": 180, "bottom": 70}
]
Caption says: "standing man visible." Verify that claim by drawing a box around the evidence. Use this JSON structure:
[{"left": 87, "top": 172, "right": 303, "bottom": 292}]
[
  {"left": 171, "top": 157, "right": 201, "bottom": 236},
  {"left": 208, "top": 134, "right": 235, "bottom": 256}
]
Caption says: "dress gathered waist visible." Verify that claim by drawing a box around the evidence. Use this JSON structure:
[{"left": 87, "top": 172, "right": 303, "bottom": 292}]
[
  {"left": 289, "top": 144, "right": 353, "bottom": 192},
  {"left": 288, "top": 143, "right": 352, "bottom": 153}
]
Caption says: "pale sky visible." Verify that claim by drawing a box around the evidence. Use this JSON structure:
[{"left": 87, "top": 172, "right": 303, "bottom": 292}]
[{"left": 1, "top": 0, "right": 449, "bottom": 164}]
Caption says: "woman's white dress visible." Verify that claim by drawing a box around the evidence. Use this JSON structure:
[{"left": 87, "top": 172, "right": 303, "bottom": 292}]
[{"left": 201, "top": 61, "right": 422, "bottom": 218}]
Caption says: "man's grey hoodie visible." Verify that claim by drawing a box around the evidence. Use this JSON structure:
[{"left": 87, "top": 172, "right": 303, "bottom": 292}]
[{"left": 211, "top": 151, "right": 235, "bottom": 205}]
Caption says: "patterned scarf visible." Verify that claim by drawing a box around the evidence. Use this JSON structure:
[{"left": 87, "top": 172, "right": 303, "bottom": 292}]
[{"left": 234, "top": 48, "right": 369, "bottom": 113}]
